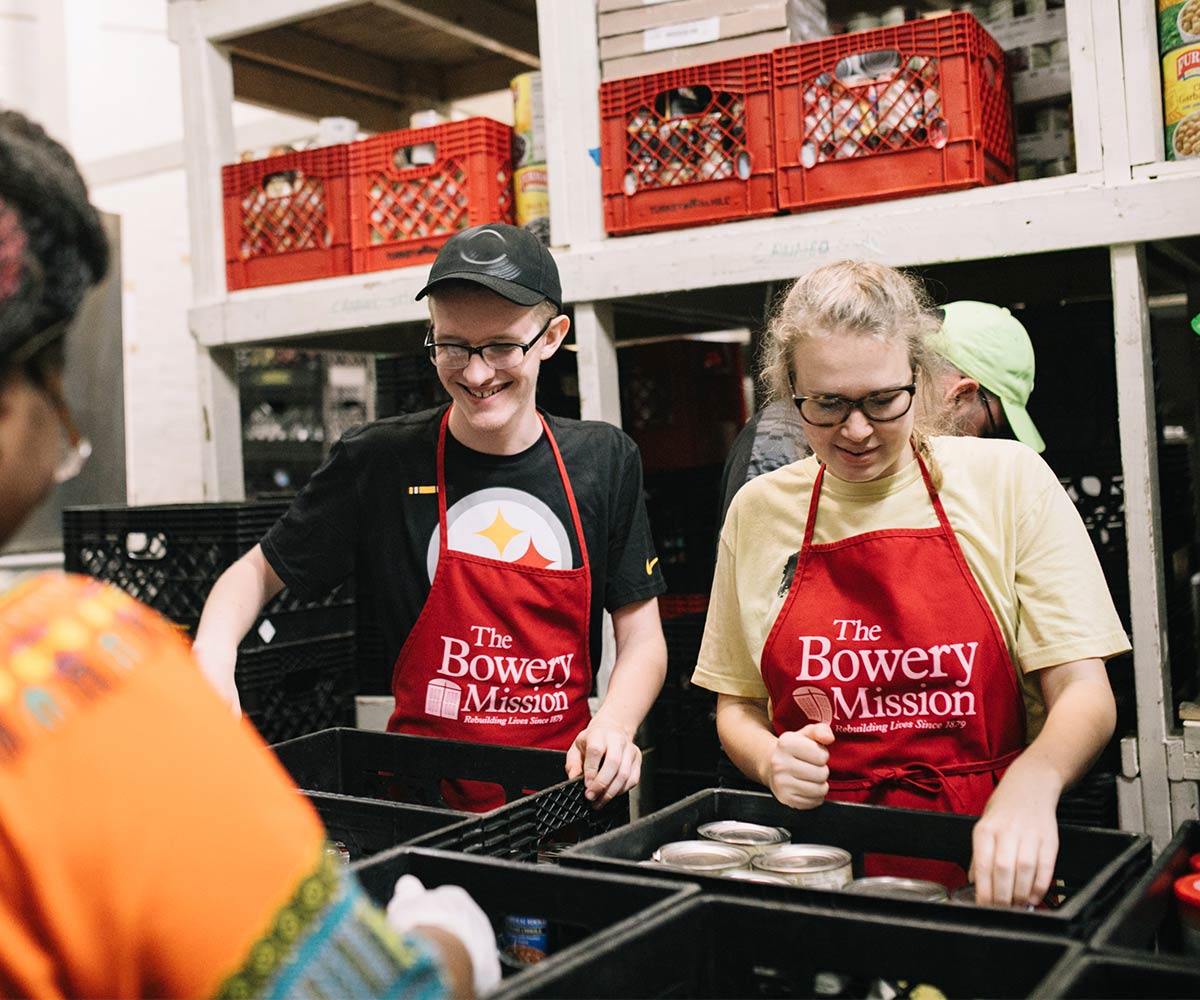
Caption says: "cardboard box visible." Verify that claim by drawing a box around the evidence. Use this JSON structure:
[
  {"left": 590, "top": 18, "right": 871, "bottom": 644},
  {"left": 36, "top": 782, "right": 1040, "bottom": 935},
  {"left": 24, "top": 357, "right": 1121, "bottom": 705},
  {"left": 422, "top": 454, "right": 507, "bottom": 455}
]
[
  {"left": 600, "top": 6, "right": 787, "bottom": 59},
  {"left": 598, "top": 0, "right": 679, "bottom": 13},
  {"left": 600, "top": 28, "right": 788, "bottom": 80},
  {"left": 599, "top": 0, "right": 787, "bottom": 38}
]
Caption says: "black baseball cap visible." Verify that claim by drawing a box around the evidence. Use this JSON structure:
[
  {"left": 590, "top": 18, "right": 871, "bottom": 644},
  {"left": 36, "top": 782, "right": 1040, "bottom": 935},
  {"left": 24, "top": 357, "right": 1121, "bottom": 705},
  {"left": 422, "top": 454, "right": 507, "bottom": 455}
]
[{"left": 415, "top": 222, "right": 562, "bottom": 312}]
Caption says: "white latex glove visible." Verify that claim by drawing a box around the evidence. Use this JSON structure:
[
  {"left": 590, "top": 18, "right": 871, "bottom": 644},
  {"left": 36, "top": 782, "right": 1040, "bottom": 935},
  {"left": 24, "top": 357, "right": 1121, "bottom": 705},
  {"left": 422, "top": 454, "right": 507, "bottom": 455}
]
[{"left": 386, "top": 874, "right": 501, "bottom": 997}]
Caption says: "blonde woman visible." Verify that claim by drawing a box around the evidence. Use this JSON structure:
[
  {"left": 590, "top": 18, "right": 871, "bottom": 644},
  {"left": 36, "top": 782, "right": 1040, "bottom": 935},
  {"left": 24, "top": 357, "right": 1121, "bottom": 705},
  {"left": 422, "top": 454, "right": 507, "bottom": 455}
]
[{"left": 692, "top": 261, "right": 1126, "bottom": 907}]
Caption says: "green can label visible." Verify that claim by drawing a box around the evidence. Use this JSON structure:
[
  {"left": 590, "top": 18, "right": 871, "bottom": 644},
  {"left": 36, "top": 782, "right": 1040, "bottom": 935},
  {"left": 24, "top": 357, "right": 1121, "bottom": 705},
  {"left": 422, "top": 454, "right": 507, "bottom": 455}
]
[{"left": 1160, "top": 0, "right": 1200, "bottom": 57}]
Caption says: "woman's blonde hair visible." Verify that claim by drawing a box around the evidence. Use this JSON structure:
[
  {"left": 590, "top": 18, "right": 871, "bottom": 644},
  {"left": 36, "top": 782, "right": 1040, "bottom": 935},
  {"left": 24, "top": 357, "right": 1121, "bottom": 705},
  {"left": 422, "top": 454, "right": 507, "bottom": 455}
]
[{"left": 760, "top": 260, "right": 949, "bottom": 484}]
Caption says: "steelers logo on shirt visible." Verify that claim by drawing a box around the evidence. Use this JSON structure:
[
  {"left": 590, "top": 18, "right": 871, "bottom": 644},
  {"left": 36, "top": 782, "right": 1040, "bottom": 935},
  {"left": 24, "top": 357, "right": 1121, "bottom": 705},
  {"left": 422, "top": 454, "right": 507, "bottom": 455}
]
[{"left": 426, "top": 487, "right": 574, "bottom": 582}]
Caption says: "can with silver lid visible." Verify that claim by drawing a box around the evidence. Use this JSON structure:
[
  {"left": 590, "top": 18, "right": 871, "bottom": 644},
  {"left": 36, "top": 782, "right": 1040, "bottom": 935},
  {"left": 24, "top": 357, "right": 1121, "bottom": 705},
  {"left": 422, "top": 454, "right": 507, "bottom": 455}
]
[
  {"left": 697, "top": 820, "right": 791, "bottom": 857},
  {"left": 843, "top": 876, "right": 949, "bottom": 902},
  {"left": 651, "top": 840, "right": 752, "bottom": 874},
  {"left": 722, "top": 868, "right": 794, "bottom": 886},
  {"left": 950, "top": 883, "right": 978, "bottom": 904},
  {"left": 750, "top": 844, "right": 853, "bottom": 889}
]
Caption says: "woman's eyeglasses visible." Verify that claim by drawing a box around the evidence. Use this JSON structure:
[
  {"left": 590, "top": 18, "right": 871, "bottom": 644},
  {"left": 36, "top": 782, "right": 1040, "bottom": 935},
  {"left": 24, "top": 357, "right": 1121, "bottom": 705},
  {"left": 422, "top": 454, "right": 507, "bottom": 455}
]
[{"left": 791, "top": 381, "right": 917, "bottom": 427}]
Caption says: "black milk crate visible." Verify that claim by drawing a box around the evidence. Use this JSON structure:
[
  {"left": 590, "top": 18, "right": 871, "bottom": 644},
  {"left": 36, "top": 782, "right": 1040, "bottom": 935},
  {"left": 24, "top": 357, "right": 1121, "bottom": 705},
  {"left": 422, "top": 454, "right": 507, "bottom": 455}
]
[
  {"left": 302, "top": 791, "right": 477, "bottom": 862},
  {"left": 353, "top": 847, "right": 695, "bottom": 994},
  {"left": 560, "top": 788, "right": 1150, "bottom": 938},
  {"left": 239, "top": 634, "right": 357, "bottom": 743},
  {"left": 1089, "top": 818, "right": 1200, "bottom": 969},
  {"left": 61, "top": 500, "right": 354, "bottom": 650},
  {"left": 498, "top": 893, "right": 1082, "bottom": 999},
  {"left": 1030, "top": 952, "right": 1200, "bottom": 998},
  {"left": 271, "top": 728, "right": 629, "bottom": 859},
  {"left": 374, "top": 354, "right": 447, "bottom": 418}
]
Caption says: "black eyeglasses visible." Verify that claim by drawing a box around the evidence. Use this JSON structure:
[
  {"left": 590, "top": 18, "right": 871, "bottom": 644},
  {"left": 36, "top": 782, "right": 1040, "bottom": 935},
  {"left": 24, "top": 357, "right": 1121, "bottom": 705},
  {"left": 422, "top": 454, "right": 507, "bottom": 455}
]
[
  {"left": 425, "top": 315, "right": 556, "bottom": 371},
  {"left": 790, "top": 375, "right": 917, "bottom": 427},
  {"left": 978, "top": 386, "right": 1001, "bottom": 438}
]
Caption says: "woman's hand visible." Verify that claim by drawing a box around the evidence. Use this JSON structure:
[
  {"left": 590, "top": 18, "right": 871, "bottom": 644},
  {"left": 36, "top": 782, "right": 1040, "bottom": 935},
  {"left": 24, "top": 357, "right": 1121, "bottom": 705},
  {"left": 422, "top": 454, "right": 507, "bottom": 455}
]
[
  {"left": 969, "top": 754, "right": 1062, "bottom": 907},
  {"left": 767, "top": 723, "right": 835, "bottom": 810}
]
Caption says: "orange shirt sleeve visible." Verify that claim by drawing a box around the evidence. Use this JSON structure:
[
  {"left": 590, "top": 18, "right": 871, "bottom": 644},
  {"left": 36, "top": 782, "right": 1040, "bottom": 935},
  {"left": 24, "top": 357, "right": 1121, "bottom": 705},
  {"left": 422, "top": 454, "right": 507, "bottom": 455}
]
[{"left": 0, "top": 574, "right": 326, "bottom": 999}]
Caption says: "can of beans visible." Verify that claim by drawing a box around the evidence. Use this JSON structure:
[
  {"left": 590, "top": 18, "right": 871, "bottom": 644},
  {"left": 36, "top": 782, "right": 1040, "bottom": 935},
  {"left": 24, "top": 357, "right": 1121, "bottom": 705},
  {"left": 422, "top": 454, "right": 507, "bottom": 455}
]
[
  {"left": 500, "top": 914, "right": 549, "bottom": 968},
  {"left": 697, "top": 820, "right": 791, "bottom": 857},
  {"left": 1160, "top": 2, "right": 1200, "bottom": 158},
  {"left": 652, "top": 840, "right": 753, "bottom": 874},
  {"left": 750, "top": 844, "right": 853, "bottom": 889},
  {"left": 842, "top": 876, "right": 949, "bottom": 902}
]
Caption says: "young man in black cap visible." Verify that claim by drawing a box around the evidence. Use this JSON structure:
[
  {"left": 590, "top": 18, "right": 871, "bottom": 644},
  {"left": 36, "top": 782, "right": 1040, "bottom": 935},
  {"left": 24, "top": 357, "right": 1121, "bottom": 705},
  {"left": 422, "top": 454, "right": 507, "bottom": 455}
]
[{"left": 195, "top": 223, "right": 667, "bottom": 809}]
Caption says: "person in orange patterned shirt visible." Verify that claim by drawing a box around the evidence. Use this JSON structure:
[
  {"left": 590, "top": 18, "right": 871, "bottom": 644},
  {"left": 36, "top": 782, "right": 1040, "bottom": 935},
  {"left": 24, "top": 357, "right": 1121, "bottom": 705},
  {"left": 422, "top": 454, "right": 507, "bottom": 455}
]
[{"left": 0, "top": 109, "right": 497, "bottom": 998}]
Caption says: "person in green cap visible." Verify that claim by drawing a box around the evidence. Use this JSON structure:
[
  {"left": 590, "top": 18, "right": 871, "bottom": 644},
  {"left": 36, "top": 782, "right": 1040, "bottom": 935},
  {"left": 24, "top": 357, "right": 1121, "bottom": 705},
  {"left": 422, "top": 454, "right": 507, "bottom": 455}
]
[
  {"left": 719, "top": 297, "right": 1044, "bottom": 522},
  {"left": 927, "top": 300, "right": 1045, "bottom": 453}
]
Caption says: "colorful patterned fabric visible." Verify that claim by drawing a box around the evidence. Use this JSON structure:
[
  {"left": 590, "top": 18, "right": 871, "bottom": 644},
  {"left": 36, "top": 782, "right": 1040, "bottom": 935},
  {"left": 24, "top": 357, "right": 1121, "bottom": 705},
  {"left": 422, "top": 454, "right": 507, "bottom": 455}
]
[{"left": 0, "top": 573, "right": 448, "bottom": 999}]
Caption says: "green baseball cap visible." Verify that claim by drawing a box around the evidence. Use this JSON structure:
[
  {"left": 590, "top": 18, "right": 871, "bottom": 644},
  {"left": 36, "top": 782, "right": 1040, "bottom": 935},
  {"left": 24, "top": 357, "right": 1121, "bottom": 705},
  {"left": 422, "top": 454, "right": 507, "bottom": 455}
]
[{"left": 929, "top": 300, "right": 1046, "bottom": 453}]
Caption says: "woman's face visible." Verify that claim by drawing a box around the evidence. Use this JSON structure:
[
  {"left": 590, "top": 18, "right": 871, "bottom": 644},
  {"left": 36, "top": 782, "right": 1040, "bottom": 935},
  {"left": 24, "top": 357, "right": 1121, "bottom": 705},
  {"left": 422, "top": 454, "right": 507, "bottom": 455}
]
[
  {"left": 790, "top": 332, "right": 916, "bottom": 482},
  {"left": 0, "top": 370, "right": 65, "bottom": 545}
]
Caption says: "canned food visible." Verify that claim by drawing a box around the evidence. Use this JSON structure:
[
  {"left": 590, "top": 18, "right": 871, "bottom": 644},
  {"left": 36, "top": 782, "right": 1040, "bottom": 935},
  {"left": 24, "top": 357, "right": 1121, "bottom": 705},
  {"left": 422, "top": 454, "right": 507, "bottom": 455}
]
[
  {"left": 843, "top": 876, "right": 949, "bottom": 902},
  {"left": 500, "top": 914, "right": 549, "bottom": 968},
  {"left": 1160, "top": 1, "right": 1200, "bottom": 58},
  {"left": 950, "top": 883, "right": 978, "bottom": 903},
  {"left": 324, "top": 840, "right": 351, "bottom": 866},
  {"left": 1162, "top": 43, "right": 1200, "bottom": 159},
  {"left": 722, "top": 868, "right": 794, "bottom": 886},
  {"left": 651, "top": 840, "right": 753, "bottom": 873},
  {"left": 698, "top": 820, "right": 791, "bottom": 856},
  {"left": 750, "top": 844, "right": 853, "bottom": 889}
]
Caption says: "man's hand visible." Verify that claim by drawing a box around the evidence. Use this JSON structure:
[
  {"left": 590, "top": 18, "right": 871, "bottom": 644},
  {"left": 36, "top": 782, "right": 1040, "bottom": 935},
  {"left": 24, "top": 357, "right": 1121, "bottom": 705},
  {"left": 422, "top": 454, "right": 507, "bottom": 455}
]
[
  {"left": 766, "top": 723, "right": 834, "bottom": 810},
  {"left": 190, "top": 641, "right": 241, "bottom": 716},
  {"left": 565, "top": 716, "right": 641, "bottom": 806}
]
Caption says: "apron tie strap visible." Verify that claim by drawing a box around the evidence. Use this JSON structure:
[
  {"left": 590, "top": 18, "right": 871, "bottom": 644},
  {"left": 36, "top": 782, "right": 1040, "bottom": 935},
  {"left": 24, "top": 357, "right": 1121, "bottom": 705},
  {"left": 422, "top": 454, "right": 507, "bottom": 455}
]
[{"left": 830, "top": 748, "right": 1023, "bottom": 814}]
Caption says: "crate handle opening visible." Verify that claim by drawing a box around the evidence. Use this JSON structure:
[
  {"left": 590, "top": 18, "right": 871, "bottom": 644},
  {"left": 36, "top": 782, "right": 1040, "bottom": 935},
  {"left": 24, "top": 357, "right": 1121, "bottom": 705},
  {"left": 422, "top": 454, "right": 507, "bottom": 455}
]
[
  {"left": 261, "top": 170, "right": 301, "bottom": 198},
  {"left": 124, "top": 531, "right": 168, "bottom": 561},
  {"left": 394, "top": 141, "right": 438, "bottom": 170},
  {"left": 835, "top": 50, "right": 902, "bottom": 82},
  {"left": 982, "top": 54, "right": 1000, "bottom": 89},
  {"left": 653, "top": 85, "right": 713, "bottom": 120}
]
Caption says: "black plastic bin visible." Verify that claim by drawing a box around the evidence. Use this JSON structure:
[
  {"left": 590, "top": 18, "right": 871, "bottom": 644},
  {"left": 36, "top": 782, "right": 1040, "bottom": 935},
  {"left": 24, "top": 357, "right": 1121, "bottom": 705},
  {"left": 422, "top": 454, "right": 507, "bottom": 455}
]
[
  {"left": 61, "top": 500, "right": 354, "bottom": 648},
  {"left": 302, "top": 791, "right": 477, "bottom": 862},
  {"left": 498, "top": 893, "right": 1083, "bottom": 999},
  {"left": 272, "top": 728, "right": 630, "bottom": 859},
  {"left": 1030, "top": 952, "right": 1200, "bottom": 998},
  {"left": 352, "top": 847, "right": 696, "bottom": 994},
  {"left": 561, "top": 788, "right": 1150, "bottom": 938},
  {"left": 238, "top": 633, "right": 357, "bottom": 743},
  {"left": 1089, "top": 818, "right": 1200, "bottom": 968}
]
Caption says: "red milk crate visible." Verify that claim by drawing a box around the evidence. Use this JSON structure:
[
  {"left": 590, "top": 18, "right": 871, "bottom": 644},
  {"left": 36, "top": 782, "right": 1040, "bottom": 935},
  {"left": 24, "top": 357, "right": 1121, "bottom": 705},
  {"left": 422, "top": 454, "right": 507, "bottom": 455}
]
[
  {"left": 773, "top": 12, "right": 1014, "bottom": 213},
  {"left": 222, "top": 145, "right": 352, "bottom": 291},
  {"left": 599, "top": 52, "right": 777, "bottom": 236},
  {"left": 348, "top": 117, "right": 514, "bottom": 274}
]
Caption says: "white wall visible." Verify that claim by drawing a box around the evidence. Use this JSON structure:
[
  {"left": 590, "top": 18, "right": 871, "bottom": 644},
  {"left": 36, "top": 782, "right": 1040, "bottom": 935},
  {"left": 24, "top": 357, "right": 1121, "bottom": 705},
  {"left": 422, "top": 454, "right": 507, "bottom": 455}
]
[{"left": 1, "top": 0, "right": 515, "bottom": 505}]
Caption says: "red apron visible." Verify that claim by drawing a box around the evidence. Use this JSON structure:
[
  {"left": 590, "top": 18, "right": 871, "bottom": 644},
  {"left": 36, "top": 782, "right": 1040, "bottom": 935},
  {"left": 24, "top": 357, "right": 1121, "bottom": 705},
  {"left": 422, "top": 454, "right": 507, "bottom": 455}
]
[
  {"left": 760, "top": 453, "right": 1024, "bottom": 885},
  {"left": 387, "top": 409, "right": 593, "bottom": 812}
]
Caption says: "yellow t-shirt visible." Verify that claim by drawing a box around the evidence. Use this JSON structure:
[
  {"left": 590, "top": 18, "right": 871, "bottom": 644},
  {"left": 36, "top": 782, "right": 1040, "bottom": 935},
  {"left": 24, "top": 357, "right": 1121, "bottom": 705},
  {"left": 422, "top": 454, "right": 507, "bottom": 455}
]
[{"left": 691, "top": 436, "right": 1130, "bottom": 739}]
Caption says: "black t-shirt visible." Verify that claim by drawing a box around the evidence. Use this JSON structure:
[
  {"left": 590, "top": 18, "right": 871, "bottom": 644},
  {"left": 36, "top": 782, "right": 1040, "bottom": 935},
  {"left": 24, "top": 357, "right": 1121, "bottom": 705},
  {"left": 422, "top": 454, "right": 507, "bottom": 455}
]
[{"left": 261, "top": 405, "right": 666, "bottom": 677}]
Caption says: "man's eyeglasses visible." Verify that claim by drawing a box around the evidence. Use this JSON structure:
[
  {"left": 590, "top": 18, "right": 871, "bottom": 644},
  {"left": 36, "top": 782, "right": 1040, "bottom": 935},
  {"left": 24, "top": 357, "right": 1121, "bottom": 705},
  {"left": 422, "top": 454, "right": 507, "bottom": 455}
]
[
  {"left": 977, "top": 386, "right": 1001, "bottom": 438},
  {"left": 425, "top": 315, "right": 556, "bottom": 371},
  {"left": 790, "top": 376, "right": 918, "bottom": 427}
]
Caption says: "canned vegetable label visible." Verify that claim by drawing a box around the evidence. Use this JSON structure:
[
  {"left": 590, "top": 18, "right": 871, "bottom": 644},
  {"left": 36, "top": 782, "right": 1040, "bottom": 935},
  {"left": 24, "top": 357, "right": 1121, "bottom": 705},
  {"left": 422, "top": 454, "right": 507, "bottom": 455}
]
[
  {"left": 1162, "top": 43, "right": 1200, "bottom": 159},
  {"left": 1160, "top": 1, "right": 1200, "bottom": 57}
]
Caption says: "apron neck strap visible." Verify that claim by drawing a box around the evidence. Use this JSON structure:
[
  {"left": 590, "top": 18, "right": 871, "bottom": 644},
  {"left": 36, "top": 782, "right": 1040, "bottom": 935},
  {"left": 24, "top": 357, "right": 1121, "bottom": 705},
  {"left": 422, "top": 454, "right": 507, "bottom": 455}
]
[
  {"left": 802, "top": 442, "right": 952, "bottom": 548},
  {"left": 435, "top": 407, "right": 590, "bottom": 572}
]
